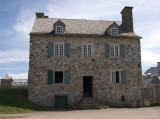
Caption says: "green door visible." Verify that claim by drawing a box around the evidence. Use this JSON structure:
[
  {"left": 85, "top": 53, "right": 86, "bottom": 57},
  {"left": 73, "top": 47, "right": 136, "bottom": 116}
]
[{"left": 55, "top": 96, "right": 67, "bottom": 109}]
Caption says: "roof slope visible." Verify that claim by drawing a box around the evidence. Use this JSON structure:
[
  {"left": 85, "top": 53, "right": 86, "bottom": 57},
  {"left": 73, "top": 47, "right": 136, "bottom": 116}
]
[
  {"left": 144, "top": 67, "right": 159, "bottom": 76},
  {"left": 30, "top": 18, "right": 140, "bottom": 38},
  {"left": 142, "top": 76, "right": 154, "bottom": 87}
]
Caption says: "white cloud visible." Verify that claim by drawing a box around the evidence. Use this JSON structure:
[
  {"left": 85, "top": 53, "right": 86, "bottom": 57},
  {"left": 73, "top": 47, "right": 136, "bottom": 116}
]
[
  {"left": 142, "top": 50, "right": 160, "bottom": 64},
  {"left": 8, "top": 72, "right": 28, "bottom": 79},
  {"left": 0, "top": 50, "right": 28, "bottom": 63},
  {"left": 13, "top": 10, "right": 35, "bottom": 35},
  {"left": 46, "top": 0, "right": 123, "bottom": 20},
  {"left": 142, "top": 31, "right": 160, "bottom": 49}
]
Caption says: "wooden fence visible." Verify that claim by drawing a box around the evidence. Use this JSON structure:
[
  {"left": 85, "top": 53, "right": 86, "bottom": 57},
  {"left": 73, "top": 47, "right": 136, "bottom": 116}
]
[
  {"left": 0, "top": 79, "right": 28, "bottom": 88},
  {"left": 142, "top": 84, "right": 160, "bottom": 106}
]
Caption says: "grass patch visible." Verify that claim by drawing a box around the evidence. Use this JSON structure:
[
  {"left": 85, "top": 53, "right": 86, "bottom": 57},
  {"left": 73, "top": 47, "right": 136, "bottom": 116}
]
[
  {"left": 150, "top": 103, "right": 160, "bottom": 107},
  {"left": 0, "top": 88, "right": 52, "bottom": 114}
]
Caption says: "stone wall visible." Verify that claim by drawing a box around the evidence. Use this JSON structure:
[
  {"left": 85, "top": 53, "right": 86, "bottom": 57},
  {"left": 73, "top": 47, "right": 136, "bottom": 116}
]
[{"left": 28, "top": 34, "right": 142, "bottom": 107}]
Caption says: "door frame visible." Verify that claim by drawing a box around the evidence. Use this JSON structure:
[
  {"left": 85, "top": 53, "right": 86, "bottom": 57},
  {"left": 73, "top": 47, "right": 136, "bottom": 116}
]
[{"left": 83, "top": 76, "right": 93, "bottom": 97}]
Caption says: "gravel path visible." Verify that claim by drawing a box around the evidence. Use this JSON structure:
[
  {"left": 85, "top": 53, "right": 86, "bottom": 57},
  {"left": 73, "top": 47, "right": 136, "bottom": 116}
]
[{"left": 0, "top": 107, "right": 160, "bottom": 119}]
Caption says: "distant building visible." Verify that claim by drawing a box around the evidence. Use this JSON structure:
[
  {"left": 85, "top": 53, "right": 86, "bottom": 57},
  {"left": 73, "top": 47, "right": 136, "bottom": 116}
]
[
  {"left": 0, "top": 74, "right": 12, "bottom": 87},
  {"left": 142, "top": 62, "right": 160, "bottom": 105},
  {"left": 143, "top": 62, "right": 160, "bottom": 87}
]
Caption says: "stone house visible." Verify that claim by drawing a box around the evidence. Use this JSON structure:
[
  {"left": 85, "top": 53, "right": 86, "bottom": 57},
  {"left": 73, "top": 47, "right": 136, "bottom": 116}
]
[{"left": 28, "top": 6, "right": 142, "bottom": 108}]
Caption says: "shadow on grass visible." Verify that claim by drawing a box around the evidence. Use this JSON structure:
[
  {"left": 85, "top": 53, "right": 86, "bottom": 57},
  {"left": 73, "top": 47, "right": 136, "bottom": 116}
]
[{"left": 0, "top": 88, "right": 53, "bottom": 114}]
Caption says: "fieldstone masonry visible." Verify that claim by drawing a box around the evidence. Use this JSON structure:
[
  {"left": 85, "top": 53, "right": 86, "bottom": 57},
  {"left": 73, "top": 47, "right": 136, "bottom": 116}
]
[{"left": 28, "top": 6, "right": 142, "bottom": 108}]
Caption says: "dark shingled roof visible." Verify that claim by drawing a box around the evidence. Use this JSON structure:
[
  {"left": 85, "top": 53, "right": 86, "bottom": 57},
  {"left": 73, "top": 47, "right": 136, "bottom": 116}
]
[
  {"left": 30, "top": 18, "right": 140, "bottom": 38},
  {"left": 142, "top": 76, "right": 160, "bottom": 87},
  {"left": 142, "top": 76, "right": 155, "bottom": 87},
  {"left": 144, "top": 67, "right": 159, "bottom": 76}
]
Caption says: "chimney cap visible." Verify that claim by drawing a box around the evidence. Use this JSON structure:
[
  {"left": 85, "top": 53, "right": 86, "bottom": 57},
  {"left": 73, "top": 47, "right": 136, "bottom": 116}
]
[
  {"left": 36, "top": 13, "right": 44, "bottom": 18},
  {"left": 121, "top": 6, "right": 133, "bottom": 13}
]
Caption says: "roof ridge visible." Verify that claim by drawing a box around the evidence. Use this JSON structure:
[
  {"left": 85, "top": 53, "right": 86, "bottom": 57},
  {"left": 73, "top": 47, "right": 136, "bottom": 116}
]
[{"left": 38, "top": 17, "right": 121, "bottom": 22}]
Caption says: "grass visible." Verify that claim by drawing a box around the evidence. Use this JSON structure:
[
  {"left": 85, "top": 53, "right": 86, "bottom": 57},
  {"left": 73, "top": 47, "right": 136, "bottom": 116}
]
[
  {"left": 150, "top": 103, "right": 160, "bottom": 107},
  {"left": 0, "top": 88, "right": 52, "bottom": 114}
]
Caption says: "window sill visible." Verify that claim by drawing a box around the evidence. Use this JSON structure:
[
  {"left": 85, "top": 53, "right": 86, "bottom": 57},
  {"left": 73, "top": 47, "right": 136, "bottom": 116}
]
[{"left": 49, "top": 83, "right": 68, "bottom": 85}]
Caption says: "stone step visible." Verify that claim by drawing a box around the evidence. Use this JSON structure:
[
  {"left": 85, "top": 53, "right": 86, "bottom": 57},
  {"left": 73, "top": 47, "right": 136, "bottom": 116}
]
[{"left": 75, "top": 97, "right": 101, "bottom": 109}]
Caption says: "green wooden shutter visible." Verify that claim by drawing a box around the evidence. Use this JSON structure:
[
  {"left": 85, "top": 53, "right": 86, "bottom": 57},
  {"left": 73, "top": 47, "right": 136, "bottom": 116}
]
[
  {"left": 105, "top": 44, "right": 110, "bottom": 58},
  {"left": 64, "top": 43, "right": 70, "bottom": 57},
  {"left": 48, "top": 42, "right": 54, "bottom": 56},
  {"left": 121, "top": 70, "right": 126, "bottom": 84},
  {"left": 120, "top": 44, "right": 125, "bottom": 58},
  {"left": 64, "top": 70, "right": 70, "bottom": 84},
  {"left": 48, "top": 69, "right": 54, "bottom": 84}
]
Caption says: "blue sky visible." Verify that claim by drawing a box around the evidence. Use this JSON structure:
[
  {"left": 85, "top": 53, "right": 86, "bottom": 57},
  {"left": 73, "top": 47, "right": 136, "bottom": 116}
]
[{"left": 0, "top": 0, "right": 160, "bottom": 79}]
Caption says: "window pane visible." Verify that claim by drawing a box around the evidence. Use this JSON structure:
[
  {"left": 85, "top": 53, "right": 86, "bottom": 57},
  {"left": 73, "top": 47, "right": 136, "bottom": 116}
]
[
  {"left": 56, "top": 26, "right": 63, "bottom": 33},
  {"left": 84, "top": 45, "right": 87, "bottom": 56},
  {"left": 88, "top": 45, "right": 92, "bottom": 56},
  {"left": 60, "top": 45, "right": 64, "bottom": 55},
  {"left": 111, "top": 28, "right": 118, "bottom": 35},
  {"left": 115, "top": 46, "right": 119, "bottom": 56},
  {"left": 110, "top": 46, "right": 114, "bottom": 56},
  {"left": 55, "top": 45, "right": 59, "bottom": 55},
  {"left": 112, "top": 72, "right": 116, "bottom": 83}
]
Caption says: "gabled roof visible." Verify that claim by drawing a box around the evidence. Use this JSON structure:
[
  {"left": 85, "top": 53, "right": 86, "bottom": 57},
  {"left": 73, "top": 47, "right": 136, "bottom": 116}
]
[
  {"left": 30, "top": 18, "right": 140, "bottom": 38},
  {"left": 2, "top": 74, "right": 11, "bottom": 79}
]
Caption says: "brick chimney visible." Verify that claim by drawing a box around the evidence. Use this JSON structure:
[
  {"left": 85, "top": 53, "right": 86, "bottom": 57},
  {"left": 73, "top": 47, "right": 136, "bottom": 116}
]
[{"left": 121, "top": 6, "right": 134, "bottom": 33}]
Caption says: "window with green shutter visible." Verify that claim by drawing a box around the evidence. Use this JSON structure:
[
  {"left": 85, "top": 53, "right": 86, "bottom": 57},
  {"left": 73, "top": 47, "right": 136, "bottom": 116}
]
[
  {"left": 48, "top": 69, "right": 54, "bottom": 84},
  {"left": 48, "top": 42, "right": 54, "bottom": 56},
  {"left": 64, "top": 43, "right": 70, "bottom": 57},
  {"left": 121, "top": 70, "right": 126, "bottom": 84},
  {"left": 110, "top": 70, "right": 126, "bottom": 84},
  {"left": 120, "top": 44, "right": 125, "bottom": 58},
  {"left": 64, "top": 70, "right": 70, "bottom": 84},
  {"left": 105, "top": 44, "right": 110, "bottom": 57}
]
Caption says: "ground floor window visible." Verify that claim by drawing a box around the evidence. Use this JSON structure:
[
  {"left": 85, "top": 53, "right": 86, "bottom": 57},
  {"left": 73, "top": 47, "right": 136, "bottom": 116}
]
[
  {"left": 111, "top": 71, "right": 120, "bottom": 83},
  {"left": 55, "top": 71, "right": 63, "bottom": 83}
]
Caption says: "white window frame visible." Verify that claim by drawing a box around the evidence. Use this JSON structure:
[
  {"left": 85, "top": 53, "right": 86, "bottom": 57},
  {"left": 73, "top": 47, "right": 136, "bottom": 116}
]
[
  {"left": 110, "top": 70, "right": 121, "bottom": 83},
  {"left": 56, "top": 26, "right": 64, "bottom": 34},
  {"left": 54, "top": 70, "right": 64, "bottom": 83},
  {"left": 54, "top": 43, "right": 64, "bottom": 56},
  {"left": 110, "top": 45, "right": 120, "bottom": 57},
  {"left": 111, "top": 28, "right": 118, "bottom": 36},
  {"left": 82, "top": 44, "right": 93, "bottom": 56}
]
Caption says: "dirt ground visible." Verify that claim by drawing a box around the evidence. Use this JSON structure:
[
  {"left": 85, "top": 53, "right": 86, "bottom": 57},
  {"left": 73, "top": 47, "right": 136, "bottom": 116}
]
[{"left": 0, "top": 107, "right": 160, "bottom": 119}]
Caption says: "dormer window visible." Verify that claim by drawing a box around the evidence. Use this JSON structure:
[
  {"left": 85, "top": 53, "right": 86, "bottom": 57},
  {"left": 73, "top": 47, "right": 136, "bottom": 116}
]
[
  {"left": 56, "top": 26, "right": 64, "bottom": 34},
  {"left": 111, "top": 28, "right": 118, "bottom": 36}
]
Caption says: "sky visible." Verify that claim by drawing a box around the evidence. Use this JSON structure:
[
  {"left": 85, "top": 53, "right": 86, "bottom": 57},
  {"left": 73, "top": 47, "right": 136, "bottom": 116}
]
[{"left": 0, "top": 0, "right": 160, "bottom": 79}]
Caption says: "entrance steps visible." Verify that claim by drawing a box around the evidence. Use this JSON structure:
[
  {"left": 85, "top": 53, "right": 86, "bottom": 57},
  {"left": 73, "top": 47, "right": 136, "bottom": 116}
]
[{"left": 75, "top": 97, "right": 102, "bottom": 109}]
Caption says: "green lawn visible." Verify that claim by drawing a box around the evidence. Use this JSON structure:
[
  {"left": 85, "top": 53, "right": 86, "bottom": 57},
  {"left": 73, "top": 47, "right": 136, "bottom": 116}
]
[{"left": 0, "top": 88, "right": 52, "bottom": 114}]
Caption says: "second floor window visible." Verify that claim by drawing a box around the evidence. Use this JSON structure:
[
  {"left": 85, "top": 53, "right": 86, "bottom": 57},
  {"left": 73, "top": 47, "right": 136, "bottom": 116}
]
[
  {"left": 83, "top": 45, "right": 92, "bottom": 56},
  {"left": 56, "top": 26, "right": 63, "bottom": 34},
  {"left": 55, "top": 44, "right": 64, "bottom": 56},
  {"left": 110, "top": 45, "right": 119, "bottom": 56}
]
